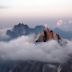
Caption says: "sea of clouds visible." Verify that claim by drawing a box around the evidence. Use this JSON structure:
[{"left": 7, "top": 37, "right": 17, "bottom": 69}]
[
  {"left": 0, "top": 27, "right": 72, "bottom": 64},
  {"left": 0, "top": 33, "right": 72, "bottom": 64}
]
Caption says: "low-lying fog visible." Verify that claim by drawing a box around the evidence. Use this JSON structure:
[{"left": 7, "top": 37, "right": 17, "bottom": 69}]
[{"left": 0, "top": 33, "right": 72, "bottom": 64}]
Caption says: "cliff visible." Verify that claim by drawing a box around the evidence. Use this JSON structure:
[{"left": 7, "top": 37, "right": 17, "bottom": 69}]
[{"left": 36, "top": 27, "right": 61, "bottom": 43}]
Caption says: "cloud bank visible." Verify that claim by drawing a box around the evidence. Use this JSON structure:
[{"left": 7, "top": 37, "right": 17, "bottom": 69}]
[{"left": 0, "top": 35, "right": 72, "bottom": 64}]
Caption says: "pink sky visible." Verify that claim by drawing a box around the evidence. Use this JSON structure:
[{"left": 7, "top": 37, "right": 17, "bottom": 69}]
[{"left": 0, "top": 0, "right": 72, "bottom": 18}]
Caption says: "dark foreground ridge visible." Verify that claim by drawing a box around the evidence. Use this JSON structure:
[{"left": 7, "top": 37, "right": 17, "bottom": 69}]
[{"left": 0, "top": 60, "right": 72, "bottom": 72}]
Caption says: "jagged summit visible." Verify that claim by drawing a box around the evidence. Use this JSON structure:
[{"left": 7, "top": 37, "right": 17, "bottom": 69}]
[{"left": 35, "top": 26, "right": 61, "bottom": 42}]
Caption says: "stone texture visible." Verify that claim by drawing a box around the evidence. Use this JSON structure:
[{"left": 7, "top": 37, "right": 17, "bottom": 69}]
[{"left": 36, "top": 27, "right": 61, "bottom": 42}]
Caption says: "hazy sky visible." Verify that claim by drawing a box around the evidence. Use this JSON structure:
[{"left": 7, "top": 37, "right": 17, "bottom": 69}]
[{"left": 0, "top": 0, "right": 72, "bottom": 28}]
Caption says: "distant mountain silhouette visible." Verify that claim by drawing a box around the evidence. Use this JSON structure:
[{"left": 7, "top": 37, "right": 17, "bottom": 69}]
[
  {"left": 53, "top": 28, "right": 72, "bottom": 39},
  {"left": 6, "top": 23, "right": 44, "bottom": 39}
]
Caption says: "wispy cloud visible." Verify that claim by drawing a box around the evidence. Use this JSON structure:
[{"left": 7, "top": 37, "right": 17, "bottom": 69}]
[{"left": 0, "top": 6, "right": 7, "bottom": 9}]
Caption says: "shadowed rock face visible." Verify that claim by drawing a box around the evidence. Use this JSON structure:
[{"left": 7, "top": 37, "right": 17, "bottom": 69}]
[
  {"left": 0, "top": 60, "right": 72, "bottom": 72},
  {"left": 36, "top": 27, "right": 61, "bottom": 42},
  {"left": 6, "top": 23, "right": 44, "bottom": 41}
]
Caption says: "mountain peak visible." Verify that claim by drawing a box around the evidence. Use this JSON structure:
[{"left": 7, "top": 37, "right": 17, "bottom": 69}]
[
  {"left": 6, "top": 23, "right": 44, "bottom": 40},
  {"left": 35, "top": 26, "right": 61, "bottom": 43}
]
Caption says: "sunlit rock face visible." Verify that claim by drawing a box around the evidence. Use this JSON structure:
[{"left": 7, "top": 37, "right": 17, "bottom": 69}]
[{"left": 36, "top": 27, "right": 61, "bottom": 42}]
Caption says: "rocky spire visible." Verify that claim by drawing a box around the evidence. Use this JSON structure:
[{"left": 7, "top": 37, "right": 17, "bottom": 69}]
[{"left": 35, "top": 25, "right": 61, "bottom": 42}]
